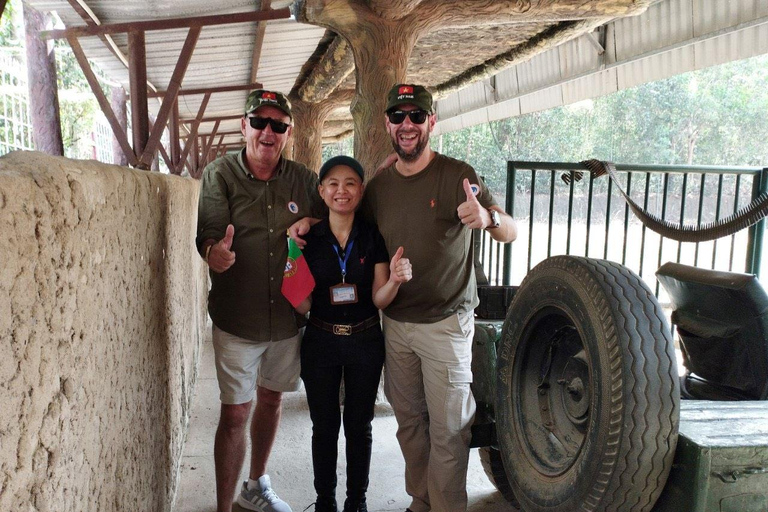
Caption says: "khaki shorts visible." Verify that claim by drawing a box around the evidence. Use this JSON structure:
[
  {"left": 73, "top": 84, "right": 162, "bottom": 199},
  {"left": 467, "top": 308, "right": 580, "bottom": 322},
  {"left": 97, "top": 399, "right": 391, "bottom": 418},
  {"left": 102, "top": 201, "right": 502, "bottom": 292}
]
[{"left": 212, "top": 325, "right": 302, "bottom": 404}]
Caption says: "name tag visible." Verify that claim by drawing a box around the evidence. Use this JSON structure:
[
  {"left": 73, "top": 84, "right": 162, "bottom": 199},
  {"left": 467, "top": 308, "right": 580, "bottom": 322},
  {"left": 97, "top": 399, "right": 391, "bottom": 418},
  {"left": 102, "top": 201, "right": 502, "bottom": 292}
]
[{"left": 330, "top": 283, "right": 358, "bottom": 305}]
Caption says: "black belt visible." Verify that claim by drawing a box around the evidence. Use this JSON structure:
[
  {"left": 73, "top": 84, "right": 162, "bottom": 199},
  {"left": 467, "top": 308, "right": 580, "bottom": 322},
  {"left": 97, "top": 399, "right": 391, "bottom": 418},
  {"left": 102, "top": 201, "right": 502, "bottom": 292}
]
[{"left": 308, "top": 315, "right": 380, "bottom": 336}]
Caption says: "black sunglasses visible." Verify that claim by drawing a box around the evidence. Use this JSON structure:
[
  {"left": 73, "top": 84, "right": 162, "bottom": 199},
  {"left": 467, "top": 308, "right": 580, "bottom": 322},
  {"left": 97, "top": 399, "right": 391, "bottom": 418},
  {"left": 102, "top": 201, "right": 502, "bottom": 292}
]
[
  {"left": 247, "top": 116, "right": 290, "bottom": 134},
  {"left": 387, "top": 110, "right": 429, "bottom": 125}
]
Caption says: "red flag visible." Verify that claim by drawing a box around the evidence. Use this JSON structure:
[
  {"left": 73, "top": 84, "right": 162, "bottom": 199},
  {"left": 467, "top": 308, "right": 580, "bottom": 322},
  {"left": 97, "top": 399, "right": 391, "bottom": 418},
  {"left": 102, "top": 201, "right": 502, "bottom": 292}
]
[
  {"left": 399, "top": 86, "right": 413, "bottom": 95},
  {"left": 281, "top": 238, "right": 315, "bottom": 308}
]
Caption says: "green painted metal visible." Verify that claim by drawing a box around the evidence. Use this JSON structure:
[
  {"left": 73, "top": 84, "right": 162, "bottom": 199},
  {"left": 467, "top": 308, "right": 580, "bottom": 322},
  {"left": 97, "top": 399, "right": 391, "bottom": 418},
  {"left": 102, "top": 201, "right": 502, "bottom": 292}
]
[
  {"left": 746, "top": 168, "right": 768, "bottom": 276},
  {"left": 503, "top": 162, "right": 515, "bottom": 285},
  {"left": 653, "top": 401, "right": 768, "bottom": 512},
  {"left": 470, "top": 320, "right": 502, "bottom": 418},
  {"left": 501, "top": 161, "right": 767, "bottom": 288}
]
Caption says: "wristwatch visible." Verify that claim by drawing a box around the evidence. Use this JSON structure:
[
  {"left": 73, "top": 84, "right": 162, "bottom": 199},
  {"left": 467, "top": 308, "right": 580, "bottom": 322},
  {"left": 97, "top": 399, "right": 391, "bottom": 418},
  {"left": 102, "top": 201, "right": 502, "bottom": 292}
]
[{"left": 486, "top": 209, "right": 501, "bottom": 229}]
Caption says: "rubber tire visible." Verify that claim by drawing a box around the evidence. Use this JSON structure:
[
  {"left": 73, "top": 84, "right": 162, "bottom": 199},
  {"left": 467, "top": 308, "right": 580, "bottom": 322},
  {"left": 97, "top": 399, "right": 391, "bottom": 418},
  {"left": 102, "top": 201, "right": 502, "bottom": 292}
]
[
  {"left": 479, "top": 447, "right": 520, "bottom": 509},
  {"left": 496, "top": 256, "right": 680, "bottom": 512}
]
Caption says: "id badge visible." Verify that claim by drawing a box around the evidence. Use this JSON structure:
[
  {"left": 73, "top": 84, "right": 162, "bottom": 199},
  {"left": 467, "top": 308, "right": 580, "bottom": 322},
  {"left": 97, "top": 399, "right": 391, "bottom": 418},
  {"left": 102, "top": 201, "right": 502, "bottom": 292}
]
[{"left": 330, "top": 283, "right": 358, "bottom": 304}]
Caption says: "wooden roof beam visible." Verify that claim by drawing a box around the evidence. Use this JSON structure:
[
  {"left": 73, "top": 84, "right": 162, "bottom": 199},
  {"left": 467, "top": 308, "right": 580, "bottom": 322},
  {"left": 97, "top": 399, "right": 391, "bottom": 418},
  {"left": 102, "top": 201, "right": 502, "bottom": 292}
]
[
  {"left": 182, "top": 130, "right": 242, "bottom": 139},
  {"left": 181, "top": 114, "right": 242, "bottom": 124},
  {"left": 175, "top": 93, "right": 211, "bottom": 175},
  {"left": 149, "top": 82, "right": 262, "bottom": 98},
  {"left": 138, "top": 27, "right": 201, "bottom": 168},
  {"left": 0, "top": 1, "right": 7, "bottom": 22},
  {"left": 42, "top": 7, "right": 291, "bottom": 39},
  {"left": 65, "top": 0, "right": 160, "bottom": 99},
  {"left": 66, "top": 0, "right": 128, "bottom": 67},
  {"left": 250, "top": 0, "right": 271, "bottom": 83},
  {"left": 67, "top": 34, "right": 138, "bottom": 166}
]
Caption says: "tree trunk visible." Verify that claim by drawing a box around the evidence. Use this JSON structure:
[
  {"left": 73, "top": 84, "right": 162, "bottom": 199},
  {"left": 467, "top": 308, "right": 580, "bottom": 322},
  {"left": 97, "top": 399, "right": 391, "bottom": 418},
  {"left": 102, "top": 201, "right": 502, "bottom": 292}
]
[
  {"left": 290, "top": 89, "right": 354, "bottom": 172},
  {"left": 348, "top": 23, "right": 421, "bottom": 177},
  {"left": 23, "top": 2, "right": 63, "bottom": 156},
  {"left": 291, "top": 99, "right": 328, "bottom": 173},
  {"left": 111, "top": 87, "right": 129, "bottom": 166}
]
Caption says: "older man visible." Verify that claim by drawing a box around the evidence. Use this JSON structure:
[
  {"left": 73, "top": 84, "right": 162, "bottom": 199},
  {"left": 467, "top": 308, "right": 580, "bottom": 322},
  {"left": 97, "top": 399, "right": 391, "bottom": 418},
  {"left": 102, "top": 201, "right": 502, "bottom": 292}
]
[
  {"left": 196, "top": 89, "right": 323, "bottom": 512},
  {"left": 362, "top": 84, "right": 517, "bottom": 512}
]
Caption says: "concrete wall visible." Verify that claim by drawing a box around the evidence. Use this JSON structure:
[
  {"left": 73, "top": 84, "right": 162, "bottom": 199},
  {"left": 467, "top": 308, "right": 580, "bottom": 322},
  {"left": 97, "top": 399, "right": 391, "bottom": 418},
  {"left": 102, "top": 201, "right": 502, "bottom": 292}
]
[{"left": 0, "top": 152, "right": 208, "bottom": 511}]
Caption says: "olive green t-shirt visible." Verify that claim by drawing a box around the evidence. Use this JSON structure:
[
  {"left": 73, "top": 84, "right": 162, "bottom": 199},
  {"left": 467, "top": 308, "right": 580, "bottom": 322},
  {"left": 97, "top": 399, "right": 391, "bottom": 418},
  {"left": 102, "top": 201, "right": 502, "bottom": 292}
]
[
  {"left": 361, "top": 152, "right": 497, "bottom": 323},
  {"left": 196, "top": 149, "right": 323, "bottom": 342}
]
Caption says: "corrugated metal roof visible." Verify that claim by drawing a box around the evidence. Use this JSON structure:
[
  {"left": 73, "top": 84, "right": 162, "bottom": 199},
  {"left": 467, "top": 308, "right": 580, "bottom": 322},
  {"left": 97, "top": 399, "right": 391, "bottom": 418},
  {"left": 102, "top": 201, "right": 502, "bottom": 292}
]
[
  {"left": 26, "top": 0, "right": 325, "bottom": 147},
  {"left": 23, "top": 0, "right": 764, "bottom": 151},
  {"left": 435, "top": 0, "right": 768, "bottom": 135}
]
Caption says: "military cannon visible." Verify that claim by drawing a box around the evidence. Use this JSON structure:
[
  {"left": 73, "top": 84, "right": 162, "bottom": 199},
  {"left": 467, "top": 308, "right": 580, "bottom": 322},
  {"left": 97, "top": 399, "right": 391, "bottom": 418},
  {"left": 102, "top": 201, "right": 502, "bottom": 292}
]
[{"left": 470, "top": 255, "right": 680, "bottom": 512}]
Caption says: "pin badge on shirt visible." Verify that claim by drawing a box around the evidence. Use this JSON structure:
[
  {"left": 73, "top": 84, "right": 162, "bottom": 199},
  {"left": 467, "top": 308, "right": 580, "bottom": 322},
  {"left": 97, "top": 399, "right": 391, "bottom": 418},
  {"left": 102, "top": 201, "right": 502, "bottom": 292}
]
[{"left": 288, "top": 201, "right": 299, "bottom": 214}]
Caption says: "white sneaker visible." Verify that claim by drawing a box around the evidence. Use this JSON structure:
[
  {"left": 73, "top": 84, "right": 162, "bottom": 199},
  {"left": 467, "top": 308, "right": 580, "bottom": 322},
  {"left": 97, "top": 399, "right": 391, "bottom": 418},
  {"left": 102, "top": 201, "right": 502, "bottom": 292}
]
[{"left": 237, "top": 474, "right": 292, "bottom": 512}]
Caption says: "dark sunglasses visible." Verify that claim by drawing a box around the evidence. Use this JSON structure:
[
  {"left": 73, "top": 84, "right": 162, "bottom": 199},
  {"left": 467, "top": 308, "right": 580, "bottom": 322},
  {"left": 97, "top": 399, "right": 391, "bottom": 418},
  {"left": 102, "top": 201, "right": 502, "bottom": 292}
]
[
  {"left": 387, "top": 110, "right": 429, "bottom": 125},
  {"left": 247, "top": 116, "right": 290, "bottom": 134}
]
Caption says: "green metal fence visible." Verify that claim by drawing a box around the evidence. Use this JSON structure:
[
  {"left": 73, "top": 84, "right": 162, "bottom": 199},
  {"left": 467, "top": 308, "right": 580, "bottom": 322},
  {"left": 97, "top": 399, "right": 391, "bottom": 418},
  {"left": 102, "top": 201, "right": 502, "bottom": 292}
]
[{"left": 478, "top": 161, "right": 768, "bottom": 296}]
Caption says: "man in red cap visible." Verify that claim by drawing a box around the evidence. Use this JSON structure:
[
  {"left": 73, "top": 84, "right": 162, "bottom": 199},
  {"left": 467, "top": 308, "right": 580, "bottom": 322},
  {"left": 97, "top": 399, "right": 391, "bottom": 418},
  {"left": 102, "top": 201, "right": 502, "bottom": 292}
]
[
  {"left": 196, "top": 89, "right": 323, "bottom": 512},
  {"left": 362, "top": 83, "right": 517, "bottom": 512}
]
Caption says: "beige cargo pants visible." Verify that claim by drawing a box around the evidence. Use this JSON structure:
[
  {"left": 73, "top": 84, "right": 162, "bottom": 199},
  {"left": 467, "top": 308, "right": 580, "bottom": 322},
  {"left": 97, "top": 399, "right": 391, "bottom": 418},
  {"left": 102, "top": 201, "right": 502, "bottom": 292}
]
[{"left": 382, "top": 311, "right": 476, "bottom": 512}]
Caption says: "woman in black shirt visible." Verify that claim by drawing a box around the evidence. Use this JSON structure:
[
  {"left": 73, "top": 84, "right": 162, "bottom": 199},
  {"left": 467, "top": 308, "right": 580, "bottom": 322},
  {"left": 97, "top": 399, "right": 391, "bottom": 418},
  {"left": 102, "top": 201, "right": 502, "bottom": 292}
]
[{"left": 296, "top": 156, "right": 411, "bottom": 512}]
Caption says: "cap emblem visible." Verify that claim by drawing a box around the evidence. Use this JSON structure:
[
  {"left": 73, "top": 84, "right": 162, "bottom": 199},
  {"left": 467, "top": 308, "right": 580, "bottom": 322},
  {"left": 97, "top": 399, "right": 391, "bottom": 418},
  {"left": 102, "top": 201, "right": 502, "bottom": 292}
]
[
  {"left": 262, "top": 92, "right": 277, "bottom": 101},
  {"left": 399, "top": 86, "right": 414, "bottom": 95}
]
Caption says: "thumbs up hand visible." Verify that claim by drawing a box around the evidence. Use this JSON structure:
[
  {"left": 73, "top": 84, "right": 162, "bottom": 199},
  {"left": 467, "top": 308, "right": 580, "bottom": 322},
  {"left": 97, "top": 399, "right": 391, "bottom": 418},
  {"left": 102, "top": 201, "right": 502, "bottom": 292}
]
[
  {"left": 389, "top": 246, "right": 412, "bottom": 285},
  {"left": 208, "top": 224, "right": 237, "bottom": 273},
  {"left": 457, "top": 178, "right": 490, "bottom": 229}
]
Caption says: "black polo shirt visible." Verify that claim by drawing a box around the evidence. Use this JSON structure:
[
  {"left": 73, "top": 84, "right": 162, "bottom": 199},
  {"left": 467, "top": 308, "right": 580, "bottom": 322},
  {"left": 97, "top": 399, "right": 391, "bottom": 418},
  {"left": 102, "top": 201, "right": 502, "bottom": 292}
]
[{"left": 302, "top": 216, "right": 389, "bottom": 325}]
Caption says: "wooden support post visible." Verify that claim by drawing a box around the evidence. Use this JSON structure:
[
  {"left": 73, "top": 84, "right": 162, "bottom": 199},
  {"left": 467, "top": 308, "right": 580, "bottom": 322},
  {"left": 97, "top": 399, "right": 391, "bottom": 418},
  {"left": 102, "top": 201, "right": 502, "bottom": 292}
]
[
  {"left": 67, "top": 35, "right": 138, "bottom": 166},
  {"left": 200, "top": 120, "right": 221, "bottom": 165},
  {"left": 1, "top": 1, "right": 8, "bottom": 22},
  {"left": 191, "top": 136, "right": 200, "bottom": 175},
  {"left": 110, "top": 86, "right": 128, "bottom": 165},
  {"left": 138, "top": 27, "right": 201, "bottom": 168},
  {"left": 170, "top": 100, "right": 181, "bottom": 170},
  {"left": 250, "top": 0, "right": 271, "bottom": 82},
  {"left": 23, "top": 2, "right": 64, "bottom": 156},
  {"left": 175, "top": 93, "right": 211, "bottom": 176},
  {"left": 128, "top": 30, "right": 149, "bottom": 166}
]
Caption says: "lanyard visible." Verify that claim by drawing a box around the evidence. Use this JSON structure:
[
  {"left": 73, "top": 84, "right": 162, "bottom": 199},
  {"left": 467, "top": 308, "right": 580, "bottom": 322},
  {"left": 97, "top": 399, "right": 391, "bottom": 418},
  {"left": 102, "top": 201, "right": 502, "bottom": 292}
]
[{"left": 332, "top": 240, "right": 354, "bottom": 283}]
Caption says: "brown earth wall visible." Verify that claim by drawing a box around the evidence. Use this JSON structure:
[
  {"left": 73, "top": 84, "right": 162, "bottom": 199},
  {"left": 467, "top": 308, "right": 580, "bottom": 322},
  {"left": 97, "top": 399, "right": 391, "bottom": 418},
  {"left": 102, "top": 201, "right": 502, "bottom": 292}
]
[{"left": 0, "top": 151, "right": 208, "bottom": 511}]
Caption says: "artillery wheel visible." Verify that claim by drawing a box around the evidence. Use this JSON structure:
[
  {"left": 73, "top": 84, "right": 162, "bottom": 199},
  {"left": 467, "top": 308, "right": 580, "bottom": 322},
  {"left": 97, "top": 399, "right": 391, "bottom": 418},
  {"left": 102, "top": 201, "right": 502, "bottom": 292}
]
[
  {"left": 495, "top": 256, "right": 679, "bottom": 512},
  {"left": 479, "top": 446, "right": 520, "bottom": 509}
]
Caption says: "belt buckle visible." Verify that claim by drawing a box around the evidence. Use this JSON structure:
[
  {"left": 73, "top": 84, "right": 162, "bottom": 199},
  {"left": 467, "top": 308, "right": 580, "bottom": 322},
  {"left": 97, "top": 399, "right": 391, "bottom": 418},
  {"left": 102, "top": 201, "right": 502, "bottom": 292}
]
[{"left": 333, "top": 324, "right": 352, "bottom": 336}]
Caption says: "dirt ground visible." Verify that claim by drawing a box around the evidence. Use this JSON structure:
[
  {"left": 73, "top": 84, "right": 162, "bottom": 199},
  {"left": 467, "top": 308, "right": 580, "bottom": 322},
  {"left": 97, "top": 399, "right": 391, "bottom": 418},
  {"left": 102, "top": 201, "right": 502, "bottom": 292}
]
[{"left": 174, "top": 328, "right": 514, "bottom": 512}]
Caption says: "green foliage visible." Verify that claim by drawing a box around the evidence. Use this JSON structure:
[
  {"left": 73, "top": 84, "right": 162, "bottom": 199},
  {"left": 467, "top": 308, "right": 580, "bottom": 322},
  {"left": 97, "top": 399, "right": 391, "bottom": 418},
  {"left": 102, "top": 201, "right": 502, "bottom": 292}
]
[
  {"left": 322, "top": 136, "right": 354, "bottom": 162},
  {"left": 0, "top": 0, "right": 22, "bottom": 47},
  {"left": 439, "top": 55, "right": 768, "bottom": 197},
  {"left": 1, "top": 0, "right": 112, "bottom": 158}
]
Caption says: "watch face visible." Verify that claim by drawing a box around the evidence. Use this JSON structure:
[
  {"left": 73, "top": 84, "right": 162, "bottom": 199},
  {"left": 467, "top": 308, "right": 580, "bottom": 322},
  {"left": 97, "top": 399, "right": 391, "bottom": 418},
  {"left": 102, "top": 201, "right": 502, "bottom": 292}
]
[{"left": 490, "top": 210, "right": 500, "bottom": 228}]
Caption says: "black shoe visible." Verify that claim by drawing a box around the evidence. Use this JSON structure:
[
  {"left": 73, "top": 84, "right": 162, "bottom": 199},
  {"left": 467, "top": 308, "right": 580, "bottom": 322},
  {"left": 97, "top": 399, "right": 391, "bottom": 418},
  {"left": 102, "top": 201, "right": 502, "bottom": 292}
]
[
  {"left": 342, "top": 497, "right": 367, "bottom": 512},
  {"left": 314, "top": 496, "right": 338, "bottom": 512}
]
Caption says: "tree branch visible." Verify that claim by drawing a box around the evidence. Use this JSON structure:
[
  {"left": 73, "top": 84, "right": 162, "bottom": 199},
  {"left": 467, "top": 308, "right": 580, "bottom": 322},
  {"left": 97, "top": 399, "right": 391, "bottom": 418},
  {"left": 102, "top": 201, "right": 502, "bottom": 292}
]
[{"left": 431, "top": 18, "right": 607, "bottom": 98}]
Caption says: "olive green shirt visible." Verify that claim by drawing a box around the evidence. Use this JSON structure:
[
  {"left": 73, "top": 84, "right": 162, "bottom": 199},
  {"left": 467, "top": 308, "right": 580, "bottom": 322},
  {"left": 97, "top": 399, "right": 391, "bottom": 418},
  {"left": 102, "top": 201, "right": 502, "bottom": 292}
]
[
  {"left": 362, "top": 152, "right": 497, "bottom": 323},
  {"left": 196, "top": 149, "right": 323, "bottom": 342}
]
